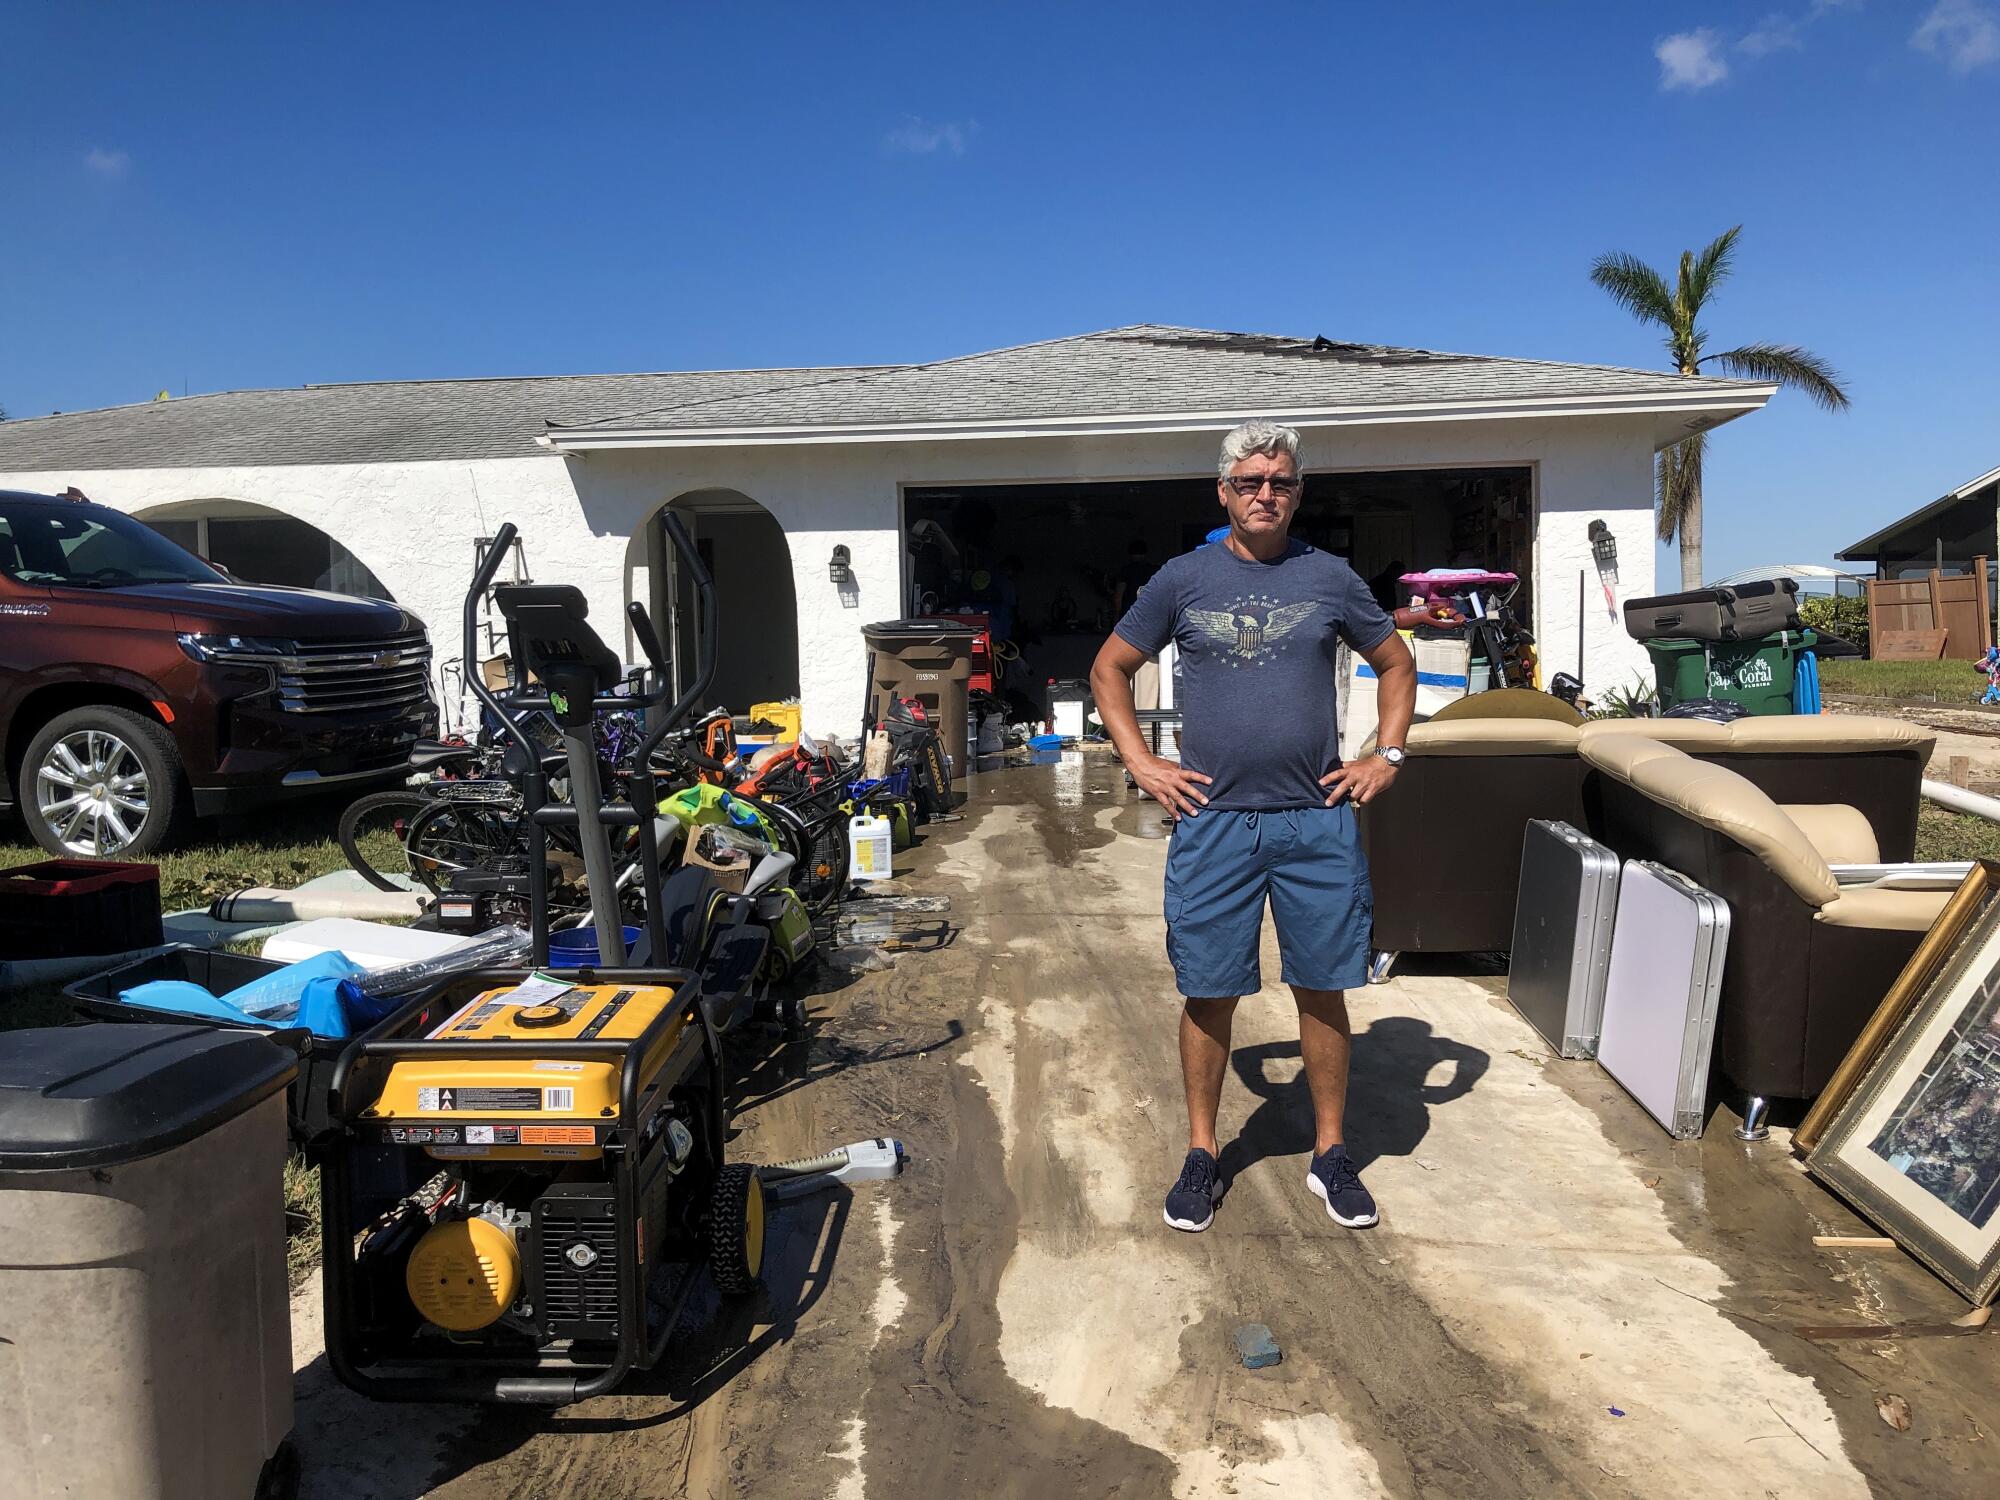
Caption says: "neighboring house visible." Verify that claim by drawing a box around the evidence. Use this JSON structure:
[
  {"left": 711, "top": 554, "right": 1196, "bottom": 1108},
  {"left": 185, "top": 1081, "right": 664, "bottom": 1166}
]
[
  {"left": 0, "top": 325, "right": 1775, "bottom": 736},
  {"left": 1837, "top": 464, "right": 2000, "bottom": 581}
]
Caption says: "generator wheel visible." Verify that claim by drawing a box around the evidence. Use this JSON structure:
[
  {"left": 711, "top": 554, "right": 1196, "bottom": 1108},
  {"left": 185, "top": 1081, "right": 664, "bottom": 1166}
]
[{"left": 708, "top": 1163, "right": 766, "bottom": 1297}]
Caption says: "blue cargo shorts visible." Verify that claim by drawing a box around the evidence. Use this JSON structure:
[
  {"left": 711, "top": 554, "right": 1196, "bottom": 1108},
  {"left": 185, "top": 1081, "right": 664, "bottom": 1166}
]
[{"left": 1162, "top": 804, "right": 1373, "bottom": 998}]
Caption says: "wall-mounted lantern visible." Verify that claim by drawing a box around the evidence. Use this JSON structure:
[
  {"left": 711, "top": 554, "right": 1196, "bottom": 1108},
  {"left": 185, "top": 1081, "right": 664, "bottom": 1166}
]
[{"left": 829, "top": 544, "right": 853, "bottom": 586}]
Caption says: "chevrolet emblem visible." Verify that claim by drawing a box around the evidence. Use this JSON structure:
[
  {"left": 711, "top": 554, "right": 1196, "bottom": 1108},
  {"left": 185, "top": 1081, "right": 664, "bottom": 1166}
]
[{"left": 374, "top": 651, "right": 402, "bottom": 668}]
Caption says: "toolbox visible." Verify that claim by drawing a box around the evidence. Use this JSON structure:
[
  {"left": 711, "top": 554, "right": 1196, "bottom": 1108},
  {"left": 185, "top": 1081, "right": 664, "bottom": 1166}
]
[
  {"left": 1506, "top": 820, "right": 1620, "bottom": 1059},
  {"left": 1596, "top": 861, "right": 1730, "bottom": 1139}
]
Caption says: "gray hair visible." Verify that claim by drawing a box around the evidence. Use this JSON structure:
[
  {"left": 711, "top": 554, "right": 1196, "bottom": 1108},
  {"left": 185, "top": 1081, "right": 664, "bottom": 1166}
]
[{"left": 1217, "top": 420, "right": 1303, "bottom": 479}]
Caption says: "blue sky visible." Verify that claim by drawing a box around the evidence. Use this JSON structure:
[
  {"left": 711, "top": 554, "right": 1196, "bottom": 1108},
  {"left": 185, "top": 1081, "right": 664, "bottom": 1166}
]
[{"left": 1, "top": 1, "right": 1994, "bottom": 581}]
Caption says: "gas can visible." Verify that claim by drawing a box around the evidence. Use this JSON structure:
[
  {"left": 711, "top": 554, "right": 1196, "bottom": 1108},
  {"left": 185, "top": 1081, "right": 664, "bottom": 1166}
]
[{"left": 848, "top": 813, "right": 894, "bottom": 882}]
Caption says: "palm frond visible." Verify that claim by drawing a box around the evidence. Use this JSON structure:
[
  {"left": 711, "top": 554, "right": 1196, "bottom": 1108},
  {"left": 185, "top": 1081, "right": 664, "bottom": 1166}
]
[
  {"left": 1589, "top": 252, "right": 1675, "bottom": 329},
  {"left": 1683, "top": 226, "right": 1741, "bottom": 318},
  {"left": 1656, "top": 432, "right": 1706, "bottom": 545},
  {"left": 1701, "top": 343, "right": 1852, "bottom": 410}
]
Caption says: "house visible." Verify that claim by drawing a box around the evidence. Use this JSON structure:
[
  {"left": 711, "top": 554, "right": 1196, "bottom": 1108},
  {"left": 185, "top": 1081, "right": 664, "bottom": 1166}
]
[
  {"left": 0, "top": 325, "right": 1775, "bottom": 736},
  {"left": 1836, "top": 463, "right": 2000, "bottom": 581}
]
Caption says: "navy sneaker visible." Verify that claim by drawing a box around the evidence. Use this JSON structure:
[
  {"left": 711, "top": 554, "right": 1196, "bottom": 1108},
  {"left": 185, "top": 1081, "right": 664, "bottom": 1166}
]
[
  {"left": 1306, "top": 1147, "right": 1378, "bottom": 1228},
  {"left": 1163, "top": 1148, "right": 1222, "bottom": 1232}
]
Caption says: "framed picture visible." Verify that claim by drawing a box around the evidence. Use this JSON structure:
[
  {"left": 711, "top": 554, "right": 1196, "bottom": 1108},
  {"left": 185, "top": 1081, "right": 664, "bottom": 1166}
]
[
  {"left": 1795, "top": 860, "right": 2000, "bottom": 1154},
  {"left": 1807, "top": 883, "right": 2000, "bottom": 1304}
]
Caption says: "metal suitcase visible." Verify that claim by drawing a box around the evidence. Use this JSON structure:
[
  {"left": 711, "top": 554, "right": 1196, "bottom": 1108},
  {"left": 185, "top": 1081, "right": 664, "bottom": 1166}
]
[
  {"left": 1622, "top": 579, "right": 1801, "bottom": 642},
  {"left": 1596, "top": 861, "right": 1731, "bottom": 1139},
  {"left": 1506, "top": 820, "right": 1620, "bottom": 1058}
]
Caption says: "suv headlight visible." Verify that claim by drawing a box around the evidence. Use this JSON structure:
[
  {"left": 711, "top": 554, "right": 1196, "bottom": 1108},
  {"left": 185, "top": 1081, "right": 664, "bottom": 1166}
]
[{"left": 177, "top": 632, "right": 296, "bottom": 663}]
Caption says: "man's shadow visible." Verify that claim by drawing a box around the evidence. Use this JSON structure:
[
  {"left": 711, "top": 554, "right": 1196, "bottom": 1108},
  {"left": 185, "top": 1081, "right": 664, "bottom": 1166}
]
[{"left": 1217, "top": 1016, "right": 1488, "bottom": 1189}]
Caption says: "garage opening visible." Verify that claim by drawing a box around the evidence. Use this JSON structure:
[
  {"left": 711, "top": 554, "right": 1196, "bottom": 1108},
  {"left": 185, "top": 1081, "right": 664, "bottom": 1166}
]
[
  {"left": 137, "top": 500, "right": 394, "bottom": 600},
  {"left": 904, "top": 466, "right": 1532, "bottom": 716}
]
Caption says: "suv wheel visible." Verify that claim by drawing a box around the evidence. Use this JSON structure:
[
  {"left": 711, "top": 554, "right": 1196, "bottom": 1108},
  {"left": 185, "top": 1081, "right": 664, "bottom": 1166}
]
[{"left": 22, "top": 706, "right": 187, "bottom": 858}]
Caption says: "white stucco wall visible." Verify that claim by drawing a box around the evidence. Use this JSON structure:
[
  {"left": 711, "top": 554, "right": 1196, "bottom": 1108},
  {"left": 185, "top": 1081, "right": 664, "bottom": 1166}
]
[{"left": 0, "top": 410, "right": 1660, "bottom": 738}]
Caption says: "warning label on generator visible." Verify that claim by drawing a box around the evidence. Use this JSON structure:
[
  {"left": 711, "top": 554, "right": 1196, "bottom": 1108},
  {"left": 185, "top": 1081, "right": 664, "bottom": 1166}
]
[{"left": 417, "top": 1087, "right": 541, "bottom": 1112}]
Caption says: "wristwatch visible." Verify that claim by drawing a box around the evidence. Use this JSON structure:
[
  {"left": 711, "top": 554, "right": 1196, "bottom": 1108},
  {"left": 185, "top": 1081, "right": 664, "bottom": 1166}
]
[{"left": 1375, "top": 746, "right": 1406, "bottom": 768}]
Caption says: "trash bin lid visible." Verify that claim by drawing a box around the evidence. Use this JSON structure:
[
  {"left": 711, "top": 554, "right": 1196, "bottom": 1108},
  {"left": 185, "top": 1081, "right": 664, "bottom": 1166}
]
[
  {"left": 0, "top": 1023, "right": 298, "bottom": 1172},
  {"left": 863, "top": 618, "right": 981, "bottom": 642}
]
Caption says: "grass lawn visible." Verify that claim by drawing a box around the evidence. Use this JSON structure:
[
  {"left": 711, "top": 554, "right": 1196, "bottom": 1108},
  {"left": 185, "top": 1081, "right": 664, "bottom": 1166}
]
[{"left": 1818, "top": 658, "right": 1996, "bottom": 705}]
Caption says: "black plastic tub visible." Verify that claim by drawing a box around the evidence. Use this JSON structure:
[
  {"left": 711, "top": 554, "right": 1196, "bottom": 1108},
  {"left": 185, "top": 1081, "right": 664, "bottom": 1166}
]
[{"left": 63, "top": 946, "right": 351, "bottom": 1144}]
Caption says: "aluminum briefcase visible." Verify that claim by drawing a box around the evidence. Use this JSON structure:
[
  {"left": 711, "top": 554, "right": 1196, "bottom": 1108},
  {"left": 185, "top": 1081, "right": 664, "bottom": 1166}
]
[
  {"left": 1622, "top": 578, "right": 1801, "bottom": 643},
  {"left": 1596, "top": 861, "right": 1730, "bottom": 1139},
  {"left": 1506, "top": 820, "right": 1620, "bottom": 1059}
]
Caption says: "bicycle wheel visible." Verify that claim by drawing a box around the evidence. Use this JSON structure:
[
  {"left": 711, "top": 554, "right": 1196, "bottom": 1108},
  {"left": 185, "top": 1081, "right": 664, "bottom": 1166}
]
[
  {"left": 404, "top": 801, "right": 528, "bottom": 895},
  {"left": 337, "top": 790, "right": 435, "bottom": 891}
]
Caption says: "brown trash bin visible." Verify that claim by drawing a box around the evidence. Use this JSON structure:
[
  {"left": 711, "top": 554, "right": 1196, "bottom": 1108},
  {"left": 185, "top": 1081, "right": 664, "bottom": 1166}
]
[{"left": 863, "top": 619, "right": 980, "bottom": 772}]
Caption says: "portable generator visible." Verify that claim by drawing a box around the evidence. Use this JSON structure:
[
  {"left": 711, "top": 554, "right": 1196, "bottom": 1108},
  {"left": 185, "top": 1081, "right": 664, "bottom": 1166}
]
[
  {"left": 317, "top": 513, "right": 769, "bottom": 1404},
  {"left": 319, "top": 965, "right": 759, "bottom": 1402}
]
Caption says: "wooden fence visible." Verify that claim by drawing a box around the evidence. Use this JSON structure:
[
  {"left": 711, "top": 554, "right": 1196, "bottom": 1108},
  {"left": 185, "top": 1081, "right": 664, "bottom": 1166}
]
[{"left": 1866, "top": 557, "right": 1993, "bottom": 660}]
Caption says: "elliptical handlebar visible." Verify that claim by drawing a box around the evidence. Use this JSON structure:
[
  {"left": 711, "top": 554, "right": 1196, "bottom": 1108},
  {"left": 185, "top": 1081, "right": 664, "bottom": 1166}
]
[{"left": 463, "top": 523, "right": 533, "bottom": 756}]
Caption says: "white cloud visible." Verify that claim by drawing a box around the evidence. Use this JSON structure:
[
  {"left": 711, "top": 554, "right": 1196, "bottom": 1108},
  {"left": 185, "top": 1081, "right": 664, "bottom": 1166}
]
[
  {"left": 884, "top": 116, "right": 975, "bottom": 156},
  {"left": 1912, "top": 0, "right": 2000, "bottom": 72},
  {"left": 84, "top": 147, "right": 130, "bottom": 177},
  {"left": 1656, "top": 29, "right": 1730, "bottom": 89},
  {"left": 1739, "top": 13, "right": 1805, "bottom": 55}
]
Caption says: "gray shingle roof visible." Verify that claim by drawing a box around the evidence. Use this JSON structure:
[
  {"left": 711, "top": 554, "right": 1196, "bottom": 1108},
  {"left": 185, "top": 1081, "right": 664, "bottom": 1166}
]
[
  {"left": 561, "top": 325, "right": 1768, "bottom": 436},
  {"left": 0, "top": 325, "right": 1767, "bottom": 472}
]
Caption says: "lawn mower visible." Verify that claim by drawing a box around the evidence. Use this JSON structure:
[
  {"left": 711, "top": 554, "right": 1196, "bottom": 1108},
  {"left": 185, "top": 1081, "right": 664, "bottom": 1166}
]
[{"left": 315, "top": 515, "right": 771, "bottom": 1404}]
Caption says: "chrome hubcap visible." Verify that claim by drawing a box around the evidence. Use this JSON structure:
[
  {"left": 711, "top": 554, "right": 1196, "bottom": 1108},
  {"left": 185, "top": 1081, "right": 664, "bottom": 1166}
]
[{"left": 36, "top": 730, "right": 150, "bottom": 855}]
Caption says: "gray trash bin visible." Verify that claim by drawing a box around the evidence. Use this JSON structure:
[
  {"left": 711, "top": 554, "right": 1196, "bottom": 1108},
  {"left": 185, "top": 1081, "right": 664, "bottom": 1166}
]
[{"left": 0, "top": 1023, "right": 299, "bottom": 1500}]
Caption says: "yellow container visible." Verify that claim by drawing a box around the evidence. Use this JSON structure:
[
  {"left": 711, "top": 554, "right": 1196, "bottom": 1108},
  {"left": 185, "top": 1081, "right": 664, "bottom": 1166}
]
[{"left": 749, "top": 700, "right": 802, "bottom": 740}]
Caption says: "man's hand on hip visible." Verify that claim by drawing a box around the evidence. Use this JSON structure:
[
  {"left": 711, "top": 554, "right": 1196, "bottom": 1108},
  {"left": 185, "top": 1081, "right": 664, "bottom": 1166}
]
[
  {"left": 1320, "top": 756, "right": 1398, "bottom": 807},
  {"left": 1130, "top": 752, "right": 1213, "bottom": 820}
]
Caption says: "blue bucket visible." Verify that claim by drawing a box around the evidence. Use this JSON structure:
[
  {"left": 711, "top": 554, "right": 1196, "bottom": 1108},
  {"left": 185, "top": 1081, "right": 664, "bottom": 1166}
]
[{"left": 547, "top": 925, "right": 641, "bottom": 968}]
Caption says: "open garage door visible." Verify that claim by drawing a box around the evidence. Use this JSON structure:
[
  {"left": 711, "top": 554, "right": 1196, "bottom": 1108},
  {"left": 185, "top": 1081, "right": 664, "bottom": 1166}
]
[{"left": 904, "top": 466, "right": 1533, "bottom": 717}]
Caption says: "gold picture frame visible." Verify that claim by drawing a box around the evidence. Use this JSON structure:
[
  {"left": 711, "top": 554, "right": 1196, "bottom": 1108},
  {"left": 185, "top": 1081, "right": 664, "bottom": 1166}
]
[
  {"left": 1805, "top": 866, "right": 2000, "bottom": 1305},
  {"left": 1795, "top": 860, "right": 2000, "bottom": 1155}
]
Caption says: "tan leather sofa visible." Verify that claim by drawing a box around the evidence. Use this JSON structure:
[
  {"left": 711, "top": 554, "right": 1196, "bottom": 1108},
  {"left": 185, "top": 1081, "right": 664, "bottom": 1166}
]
[
  {"left": 1580, "top": 733, "right": 1947, "bottom": 1128},
  {"left": 1360, "top": 713, "right": 1934, "bottom": 960}
]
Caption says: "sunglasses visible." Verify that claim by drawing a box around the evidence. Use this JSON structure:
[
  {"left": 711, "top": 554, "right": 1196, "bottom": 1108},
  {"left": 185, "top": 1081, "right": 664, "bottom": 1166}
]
[{"left": 1223, "top": 475, "right": 1303, "bottom": 498}]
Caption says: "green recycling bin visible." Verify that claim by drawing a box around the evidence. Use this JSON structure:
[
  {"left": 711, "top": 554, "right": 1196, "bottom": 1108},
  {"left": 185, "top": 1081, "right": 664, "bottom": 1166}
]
[{"left": 1645, "top": 629, "right": 1816, "bottom": 715}]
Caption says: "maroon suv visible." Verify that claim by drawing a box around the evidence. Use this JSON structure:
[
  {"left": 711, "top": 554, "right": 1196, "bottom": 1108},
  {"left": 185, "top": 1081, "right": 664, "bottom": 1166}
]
[{"left": 0, "top": 488, "right": 433, "bottom": 856}]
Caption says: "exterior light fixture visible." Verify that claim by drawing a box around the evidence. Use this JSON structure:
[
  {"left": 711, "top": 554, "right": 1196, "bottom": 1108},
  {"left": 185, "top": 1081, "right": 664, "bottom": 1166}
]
[{"left": 829, "top": 545, "right": 853, "bottom": 585}]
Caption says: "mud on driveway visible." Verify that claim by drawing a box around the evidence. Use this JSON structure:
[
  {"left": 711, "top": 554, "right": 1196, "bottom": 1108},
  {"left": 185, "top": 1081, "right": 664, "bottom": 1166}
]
[{"left": 291, "top": 754, "right": 1999, "bottom": 1498}]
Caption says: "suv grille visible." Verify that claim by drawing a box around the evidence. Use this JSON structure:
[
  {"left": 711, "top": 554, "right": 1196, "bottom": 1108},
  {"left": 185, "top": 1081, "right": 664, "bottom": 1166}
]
[{"left": 276, "top": 631, "right": 432, "bottom": 715}]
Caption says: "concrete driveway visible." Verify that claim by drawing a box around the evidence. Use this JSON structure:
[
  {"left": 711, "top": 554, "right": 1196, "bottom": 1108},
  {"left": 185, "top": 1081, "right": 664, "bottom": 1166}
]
[{"left": 293, "top": 752, "right": 1998, "bottom": 1498}]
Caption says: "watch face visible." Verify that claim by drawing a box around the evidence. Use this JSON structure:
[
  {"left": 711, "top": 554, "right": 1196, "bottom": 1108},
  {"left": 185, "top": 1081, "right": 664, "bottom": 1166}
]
[{"left": 1379, "top": 747, "right": 1405, "bottom": 765}]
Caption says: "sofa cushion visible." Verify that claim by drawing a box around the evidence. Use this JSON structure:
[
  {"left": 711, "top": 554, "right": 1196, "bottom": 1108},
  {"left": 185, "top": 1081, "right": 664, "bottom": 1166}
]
[
  {"left": 1578, "top": 718, "right": 1730, "bottom": 750},
  {"left": 1580, "top": 734, "right": 1840, "bottom": 907},
  {"left": 1814, "top": 886, "right": 1952, "bottom": 931},
  {"left": 1407, "top": 719, "right": 1581, "bottom": 756},
  {"left": 1780, "top": 803, "right": 1880, "bottom": 864},
  {"left": 1724, "top": 715, "right": 1935, "bottom": 756}
]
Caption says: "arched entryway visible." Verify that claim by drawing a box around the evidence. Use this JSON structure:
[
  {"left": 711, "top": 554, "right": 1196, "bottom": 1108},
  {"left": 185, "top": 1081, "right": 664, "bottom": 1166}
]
[
  {"left": 135, "top": 498, "right": 394, "bottom": 600},
  {"left": 629, "top": 489, "right": 799, "bottom": 715}
]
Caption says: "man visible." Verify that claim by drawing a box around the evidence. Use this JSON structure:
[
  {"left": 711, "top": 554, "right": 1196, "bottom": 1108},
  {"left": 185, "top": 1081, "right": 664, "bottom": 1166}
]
[{"left": 1090, "top": 420, "right": 1417, "bottom": 1234}]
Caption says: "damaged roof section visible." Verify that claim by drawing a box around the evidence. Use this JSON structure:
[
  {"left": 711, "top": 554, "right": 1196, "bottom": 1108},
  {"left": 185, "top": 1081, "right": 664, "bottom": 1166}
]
[{"left": 0, "top": 324, "right": 1773, "bottom": 471}]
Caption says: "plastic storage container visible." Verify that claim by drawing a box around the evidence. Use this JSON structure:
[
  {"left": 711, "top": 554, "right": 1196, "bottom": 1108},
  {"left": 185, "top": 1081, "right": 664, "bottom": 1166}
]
[
  {"left": 1645, "top": 629, "right": 1816, "bottom": 715},
  {"left": 847, "top": 813, "right": 894, "bottom": 882},
  {"left": 0, "top": 859, "right": 162, "bottom": 961},
  {"left": 65, "top": 945, "right": 351, "bottom": 1142},
  {"left": 0, "top": 1023, "right": 298, "bottom": 1499}
]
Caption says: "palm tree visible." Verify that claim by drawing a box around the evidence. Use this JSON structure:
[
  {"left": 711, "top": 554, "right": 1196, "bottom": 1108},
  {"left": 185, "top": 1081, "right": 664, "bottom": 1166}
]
[{"left": 1591, "top": 225, "right": 1850, "bottom": 589}]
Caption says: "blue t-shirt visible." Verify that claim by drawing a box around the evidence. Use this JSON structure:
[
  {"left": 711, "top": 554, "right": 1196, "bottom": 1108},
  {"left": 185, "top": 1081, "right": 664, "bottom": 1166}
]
[{"left": 1114, "top": 539, "right": 1394, "bottom": 811}]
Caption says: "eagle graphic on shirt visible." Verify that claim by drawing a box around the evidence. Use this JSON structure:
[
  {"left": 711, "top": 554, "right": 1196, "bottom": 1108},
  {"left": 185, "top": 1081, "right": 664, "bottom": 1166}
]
[{"left": 1186, "top": 598, "right": 1319, "bottom": 665}]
